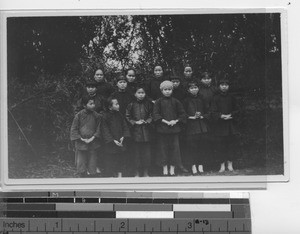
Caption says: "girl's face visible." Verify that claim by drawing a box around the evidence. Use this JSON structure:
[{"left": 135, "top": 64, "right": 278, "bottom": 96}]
[
  {"left": 184, "top": 67, "right": 193, "bottom": 78},
  {"left": 162, "top": 88, "right": 173, "bottom": 97},
  {"left": 201, "top": 77, "right": 212, "bottom": 86},
  {"left": 86, "top": 86, "right": 97, "bottom": 95},
  {"left": 110, "top": 99, "right": 120, "bottom": 111},
  {"left": 85, "top": 100, "right": 95, "bottom": 111},
  {"left": 135, "top": 88, "right": 146, "bottom": 100},
  {"left": 219, "top": 83, "right": 229, "bottom": 93},
  {"left": 126, "top": 70, "right": 136, "bottom": 83},
  {"left": 188, "top": 86, "right": 199, "bottom": 96},
  {"left": 171, "top": 80, "right": 180, "bottom": 89},
  {"left": 94, "top": 69, "right": 104, "bottom": 82},
  {"left": 154, "top": 66, "right": 163, "bottom": 78},
  {"left": 117, "top": 80, "right": 127, "bottom": 90}
]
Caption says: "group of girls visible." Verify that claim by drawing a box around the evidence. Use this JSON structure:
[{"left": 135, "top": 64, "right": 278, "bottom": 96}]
[{"left": 70, "top": 65, "right": 239, "bottom": 178}]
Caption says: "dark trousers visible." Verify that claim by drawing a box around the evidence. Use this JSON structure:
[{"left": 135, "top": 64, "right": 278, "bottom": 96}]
[
  {"left": 203, "top": 123, "right": 216, "bottom": 167},
  {"left": 76, "top": 149, "right": 97, "bottom": 175},
  {"left": 134, "top": 142, "right": 151, "bottom": 170},
  {"left": 96, "top": 148, "right": 104, "bottom": 171},
  {"left": 150, "top": 132, "right": 159, "bottom": 167},
  {"left": 104, "top": 152, "right": 125, "bottom": 177},
  {"left": 156, "top": 133, "right": 183, "bottom": 167},
  {"left": 179, "top": 132, "right": 187, "bottom": 167},
  {"left": 215, "top": 135, "right": 239, "bottom": 163},
  {"left": 199, "top": 133, "right": 215, "bottom": 167},
  {"left": 186, "top": 134, "right": 208, "bottom": 166},
  {"left": 124, "top": 138, "right": 135, "bottom": 176}
]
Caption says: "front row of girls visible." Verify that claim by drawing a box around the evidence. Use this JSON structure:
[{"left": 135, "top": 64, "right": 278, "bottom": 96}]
[{"left": 70, "top": 68, "right": 239, "bottom": 177}]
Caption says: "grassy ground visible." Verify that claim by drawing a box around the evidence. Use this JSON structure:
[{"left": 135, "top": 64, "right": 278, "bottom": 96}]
[{"left": 8, "top": 149, "right": 283, "bottom": 179}]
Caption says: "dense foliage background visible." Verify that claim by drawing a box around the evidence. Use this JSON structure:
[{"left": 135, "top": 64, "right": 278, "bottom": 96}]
[{"left": 7, "top": 13, "right": 284, "bottom": 178}]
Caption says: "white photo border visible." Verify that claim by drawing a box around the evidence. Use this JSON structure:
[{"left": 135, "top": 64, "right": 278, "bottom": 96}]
[{"left": 0, "top": 8, "right": 288, "bottom": 191}]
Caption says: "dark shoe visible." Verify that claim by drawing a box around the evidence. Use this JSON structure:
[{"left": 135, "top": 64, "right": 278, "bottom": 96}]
[
  {"left": 178, "top": 166, "right": 189, "bottom": 173},
  {"left": 88, "top": 173, "right": 102, "bottom": 178},
  {"left": 79, "top": 172, "right": 88, "bottom": 178},
  {"left": 197, "top": 171, "right": 203, "bottom": 176}
]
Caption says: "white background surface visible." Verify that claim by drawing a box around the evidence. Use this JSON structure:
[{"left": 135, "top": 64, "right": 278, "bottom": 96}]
[{"left": 1, "top": 0, "right": 299, "bottom": 233}]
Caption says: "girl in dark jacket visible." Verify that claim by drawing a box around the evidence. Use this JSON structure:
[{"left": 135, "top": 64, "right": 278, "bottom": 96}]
[
  {"left": 181, "top": 65, "right": 199, "bottom": 91},
  {"left": 102, "top": 97, "right": 131, "bottom": 177},
  {"left": 198, "top": 72, "right": 218, "bottom": 169},
  {"left": 145, "top": 65, "right": 168, "bottom": 102},
  {"left": 199, "top": 72, "right": 218, "bottom": 110},
  {"left": 93, "top": 68, "right": 115, "bottom": 99},
  {"left": 74, "top": 81, "right": 106, "bottom": 115},
  {"left": 126, "top": 86, "right": 153, "bottom": 177},
  {"left": 211, "top": 79, "right": 240, "bottom": 172},
  {"left": 70, "top": 96, "right": 102, "bottom": 177},
  {"left": 110, "top": 75, "right": 135, "bottom": 116},
  {"left": 125, "top": 68, "right": 139, "bottom": 95},
  {"left": 170, "top": 75, "right": 187, "bottom": 102},
  {"left": 183, "top": 81, "right": 210, "bottom": 175},
  {"left": 153, "top": 81, "right": 188, "bottom": 176}
]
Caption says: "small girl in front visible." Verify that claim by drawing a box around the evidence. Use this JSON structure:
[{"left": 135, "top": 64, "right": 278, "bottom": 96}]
[
  {"left": 102, "top": 97, "right": 131, "bottom": 177},
  {"left": 126, "top": 86, "right": 153, "bottom": 177},
  {"left": 211, "top": 79, "right": 240, "bottom": 172}
]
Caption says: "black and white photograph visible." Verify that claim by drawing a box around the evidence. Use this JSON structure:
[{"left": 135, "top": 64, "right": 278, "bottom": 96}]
[{"left": 2, "top": 10, "right": 287, "bottom": 185}]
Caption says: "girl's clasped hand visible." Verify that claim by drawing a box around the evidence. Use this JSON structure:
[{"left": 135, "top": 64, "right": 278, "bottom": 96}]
[
  {"left": 80, "top": 136, "right": 95, "bottom": 144},
  {"left": 221, "top": 114, "right": 233, "bottom": 120}
]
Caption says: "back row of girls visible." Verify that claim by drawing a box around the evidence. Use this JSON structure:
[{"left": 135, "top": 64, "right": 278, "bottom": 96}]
[{"left": 70, "top": 65, "right": 240, "bottom": 178}]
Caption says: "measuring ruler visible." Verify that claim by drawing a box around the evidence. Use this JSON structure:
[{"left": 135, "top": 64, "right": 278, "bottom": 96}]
[{"left": 0, "top": 191, "right": 251, "bottom": 233}]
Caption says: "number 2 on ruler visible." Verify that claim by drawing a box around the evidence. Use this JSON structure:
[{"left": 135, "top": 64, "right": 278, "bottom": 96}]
[{"left": 120, "top": 222, "right": 125, "bottom": 229}]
